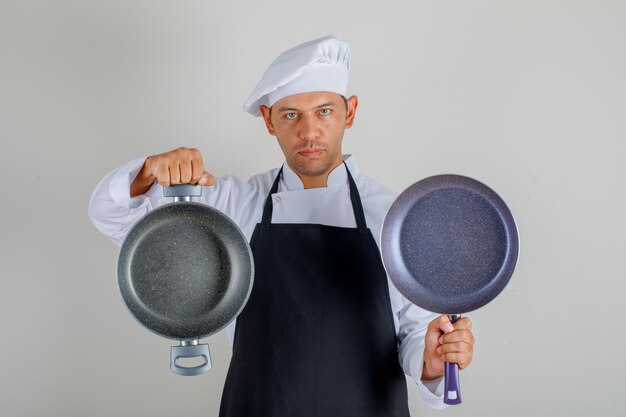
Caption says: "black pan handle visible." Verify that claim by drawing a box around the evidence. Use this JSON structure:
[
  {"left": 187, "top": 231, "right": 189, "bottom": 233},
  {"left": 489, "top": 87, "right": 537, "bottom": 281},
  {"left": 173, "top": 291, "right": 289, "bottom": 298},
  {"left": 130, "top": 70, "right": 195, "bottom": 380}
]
[{"left": 163, "top": 184, "right": 203, "bottom": 201}]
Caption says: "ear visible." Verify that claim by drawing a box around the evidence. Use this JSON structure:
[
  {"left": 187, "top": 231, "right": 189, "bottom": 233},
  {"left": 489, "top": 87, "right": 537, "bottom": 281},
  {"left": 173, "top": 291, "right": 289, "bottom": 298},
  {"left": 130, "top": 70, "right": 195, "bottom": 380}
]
[
  {"left": 344, "top": 95, "right": 358, "bottom": 129},
  {"left": 259, "top": 105, "right": 276, "bottom": 136}
]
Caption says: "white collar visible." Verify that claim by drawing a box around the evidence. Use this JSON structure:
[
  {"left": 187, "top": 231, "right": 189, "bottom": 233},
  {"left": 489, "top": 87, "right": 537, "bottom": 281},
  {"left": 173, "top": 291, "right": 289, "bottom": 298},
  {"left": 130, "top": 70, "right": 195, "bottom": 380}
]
[{"left": 280, "top": 154, "right": 359, "bottom": 191}]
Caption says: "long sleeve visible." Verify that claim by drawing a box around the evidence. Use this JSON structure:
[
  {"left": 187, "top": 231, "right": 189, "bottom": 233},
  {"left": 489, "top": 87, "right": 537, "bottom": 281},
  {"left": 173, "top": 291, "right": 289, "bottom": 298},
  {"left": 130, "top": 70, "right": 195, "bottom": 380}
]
[
  {"left": 395, "top": 291, "right": 447, "bottom": 409},
  {"left": 87, "top": 157, "right": 156, "bottom": 246},
  {"left": 87, "top": 157, "right": 267, "bottom": 247}
]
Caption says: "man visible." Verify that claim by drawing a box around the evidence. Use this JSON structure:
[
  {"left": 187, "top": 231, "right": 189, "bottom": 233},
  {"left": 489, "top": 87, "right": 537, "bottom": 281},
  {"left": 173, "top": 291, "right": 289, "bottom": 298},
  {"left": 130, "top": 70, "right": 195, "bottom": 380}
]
[{"left": 89, "top": 35, "right": 474, "bottom": 416}]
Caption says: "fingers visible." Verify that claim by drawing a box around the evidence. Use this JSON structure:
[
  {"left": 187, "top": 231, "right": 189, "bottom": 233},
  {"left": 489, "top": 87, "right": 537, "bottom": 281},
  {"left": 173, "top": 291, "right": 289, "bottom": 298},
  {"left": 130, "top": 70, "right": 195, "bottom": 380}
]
[
  {"left": 156, "top": 160, "right": 171, "bottom": 187},
  {"left": 452, "top": 317, "right": 472, "bottom": 331},
  {"left": 439, "top": 352, "right": 473, "bottom": 370},
  {"left": 437, "top": 340, "right": 473, "bottom": 355},
  {"left": 190, "top": 153, "right": 205, "bottom": 183},
  {"left": 169, "top": 165, "right": 181, "bottom": 185},
  {"left": 180, "top": 160, "right": 192, "bottom": 184},
  {"left": 427, "top": 315, "right": 475, "bottom": 370},
  {"left": 438, "top": 329, "right": 475, "bottom": 345},
  {"left": 198, "top": 171, "right": 215, "bottom": 186},
  {"left": 149, "top": 147, "right": 213, "bottom": 187},
  {"left": 435, "top": 336, "right": 474, "bottom": 369}
]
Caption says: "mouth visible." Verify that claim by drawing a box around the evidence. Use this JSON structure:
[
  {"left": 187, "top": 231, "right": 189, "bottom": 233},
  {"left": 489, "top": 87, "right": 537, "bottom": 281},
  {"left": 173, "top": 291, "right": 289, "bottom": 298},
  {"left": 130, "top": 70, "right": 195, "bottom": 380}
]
[{"left": 298, "top": 148, "right": 324, "bottom": 157}]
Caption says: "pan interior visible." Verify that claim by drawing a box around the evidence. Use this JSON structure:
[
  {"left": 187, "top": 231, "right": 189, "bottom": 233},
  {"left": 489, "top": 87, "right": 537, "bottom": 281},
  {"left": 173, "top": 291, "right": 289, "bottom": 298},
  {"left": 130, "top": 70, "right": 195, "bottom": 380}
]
[
  {"left": 118, "top": 203, "right": 253, "bottom": 340},
  {"left": 129, "top": 217, "right": 230, "bottom": 320},
  {"left": 399, "top": 187, "right": 507, "bottom": 299}
]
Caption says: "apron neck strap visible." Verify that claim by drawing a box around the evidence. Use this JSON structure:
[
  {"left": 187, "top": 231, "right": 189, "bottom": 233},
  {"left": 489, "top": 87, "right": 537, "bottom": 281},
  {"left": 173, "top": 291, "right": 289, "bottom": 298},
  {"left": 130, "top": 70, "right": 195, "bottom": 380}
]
[{"left": 261, "top": 163, "right": 369, "bottom": 232}]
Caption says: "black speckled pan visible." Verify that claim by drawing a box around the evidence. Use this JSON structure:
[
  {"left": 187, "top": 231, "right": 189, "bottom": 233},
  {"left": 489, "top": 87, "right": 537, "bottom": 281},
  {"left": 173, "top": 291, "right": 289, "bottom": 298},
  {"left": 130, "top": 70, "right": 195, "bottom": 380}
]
[
  {"left": 117, "top": 185, "right": 254, "bottom": 376},
  {"left": 381, "top": 174, "right": 519, "bottom": 405}
]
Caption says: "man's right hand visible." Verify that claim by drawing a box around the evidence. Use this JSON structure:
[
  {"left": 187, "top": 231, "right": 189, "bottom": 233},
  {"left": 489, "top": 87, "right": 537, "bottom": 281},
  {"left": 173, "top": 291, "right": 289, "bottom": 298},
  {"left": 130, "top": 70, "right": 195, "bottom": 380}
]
[{"left": 130, "top": 147, "right": 215, "bottom": 197}]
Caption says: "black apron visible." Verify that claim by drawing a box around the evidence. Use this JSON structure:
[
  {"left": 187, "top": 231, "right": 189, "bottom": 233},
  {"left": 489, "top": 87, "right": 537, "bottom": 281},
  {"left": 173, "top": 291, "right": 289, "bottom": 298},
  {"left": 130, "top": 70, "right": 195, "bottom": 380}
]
[{"left": 219, "top": 164, "right": 410, "bottom": 417}]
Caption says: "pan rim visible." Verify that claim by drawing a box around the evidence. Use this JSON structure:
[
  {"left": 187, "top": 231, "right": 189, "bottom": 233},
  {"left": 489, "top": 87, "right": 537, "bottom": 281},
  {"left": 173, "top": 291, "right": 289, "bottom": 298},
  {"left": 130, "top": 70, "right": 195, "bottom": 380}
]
[{"left": 116, "top": 202, "right": 254, "bottom": 341}]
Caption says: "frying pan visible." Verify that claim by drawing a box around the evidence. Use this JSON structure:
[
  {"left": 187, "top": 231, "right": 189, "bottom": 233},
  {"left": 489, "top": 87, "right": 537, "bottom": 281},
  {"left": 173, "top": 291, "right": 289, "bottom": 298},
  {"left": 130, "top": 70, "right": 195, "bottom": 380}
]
[
  {"left": 117, "top": 184, "right": 254, "bottom": 376},
  {"left": 381, "top": 174, "right": 519, "bottom": 405}
]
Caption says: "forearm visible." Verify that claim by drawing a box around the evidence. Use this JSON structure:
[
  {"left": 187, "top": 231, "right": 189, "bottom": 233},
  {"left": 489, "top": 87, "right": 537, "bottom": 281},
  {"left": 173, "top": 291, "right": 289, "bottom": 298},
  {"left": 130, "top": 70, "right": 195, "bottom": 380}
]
[
  {"left": 88, "top": 157, "right": 156, "bottom": 246},
  {"left": 130, "top": 157, "right": 156, "bottom": 197},
  {"left": 421, "top": 361, "right": 443, "bottom": 381}
]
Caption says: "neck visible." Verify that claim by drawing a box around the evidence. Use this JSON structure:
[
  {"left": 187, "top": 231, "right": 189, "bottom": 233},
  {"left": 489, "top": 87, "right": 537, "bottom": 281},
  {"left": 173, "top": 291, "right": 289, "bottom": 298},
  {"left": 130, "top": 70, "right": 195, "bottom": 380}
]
[
  {"left": 293, "top": 158, "right": 345, "bottom": 189},
  {"left": 300, "top": 174, "right": 331, "bottom": 189}
]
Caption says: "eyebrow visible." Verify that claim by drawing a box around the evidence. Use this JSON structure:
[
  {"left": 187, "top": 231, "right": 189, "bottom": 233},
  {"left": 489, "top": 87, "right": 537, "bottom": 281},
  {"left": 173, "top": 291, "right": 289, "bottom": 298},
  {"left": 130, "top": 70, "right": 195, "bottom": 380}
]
[{"left": 276, "top": 102, "right": 338, "bottom": 113}]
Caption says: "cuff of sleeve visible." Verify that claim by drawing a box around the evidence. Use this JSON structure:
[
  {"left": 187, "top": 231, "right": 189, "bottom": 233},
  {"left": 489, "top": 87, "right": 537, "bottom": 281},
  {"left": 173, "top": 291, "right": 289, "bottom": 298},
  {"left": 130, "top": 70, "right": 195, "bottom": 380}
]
[
  {"left": 421, "top": 376, "right": 445, "bottom": 397},
  {"left": 418, "top": 376, "right": 447, "bottom": 409},
  {"left": 109, "top": 157, "right": 152, "bottom": 209},
  {"left": 406, "top": 347, "right": 447, "bottom": 409}
]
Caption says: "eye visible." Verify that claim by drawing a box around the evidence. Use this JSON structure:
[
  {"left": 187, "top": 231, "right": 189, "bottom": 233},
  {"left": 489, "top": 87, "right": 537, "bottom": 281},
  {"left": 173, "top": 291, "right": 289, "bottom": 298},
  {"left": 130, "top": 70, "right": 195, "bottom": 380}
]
[
  {"left": 319, "top": 108, "right": 332, "bottom": 116},
  {"left": 285, "top": 112, "right": 298, "bottom": 120}
]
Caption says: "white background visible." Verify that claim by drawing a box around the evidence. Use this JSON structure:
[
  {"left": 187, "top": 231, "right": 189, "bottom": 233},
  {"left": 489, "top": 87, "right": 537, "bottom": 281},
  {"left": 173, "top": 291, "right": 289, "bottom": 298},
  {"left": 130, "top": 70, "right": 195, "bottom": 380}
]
[{"left": 1, "top": 0, "right": 624, "bottom": 416}]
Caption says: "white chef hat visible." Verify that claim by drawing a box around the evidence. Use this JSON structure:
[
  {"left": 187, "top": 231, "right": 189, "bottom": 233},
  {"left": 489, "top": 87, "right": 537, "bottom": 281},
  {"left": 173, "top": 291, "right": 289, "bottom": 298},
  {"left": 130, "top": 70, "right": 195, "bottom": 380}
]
[{"left": 243, "top": 35, "right": 351, "bottom": 117}]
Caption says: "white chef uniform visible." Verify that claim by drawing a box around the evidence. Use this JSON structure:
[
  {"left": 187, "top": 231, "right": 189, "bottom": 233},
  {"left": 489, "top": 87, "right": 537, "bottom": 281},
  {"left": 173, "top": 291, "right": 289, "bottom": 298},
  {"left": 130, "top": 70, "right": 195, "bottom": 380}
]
[{"left": 88, "top": 154, "right": 447, "bottom": 408}]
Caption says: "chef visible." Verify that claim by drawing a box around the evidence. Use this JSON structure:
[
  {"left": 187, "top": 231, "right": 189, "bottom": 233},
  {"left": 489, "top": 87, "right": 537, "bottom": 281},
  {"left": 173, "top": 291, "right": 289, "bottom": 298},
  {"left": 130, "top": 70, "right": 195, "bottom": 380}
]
[{"left": 88, "top": 35, "right": 474, "bottom": 416}]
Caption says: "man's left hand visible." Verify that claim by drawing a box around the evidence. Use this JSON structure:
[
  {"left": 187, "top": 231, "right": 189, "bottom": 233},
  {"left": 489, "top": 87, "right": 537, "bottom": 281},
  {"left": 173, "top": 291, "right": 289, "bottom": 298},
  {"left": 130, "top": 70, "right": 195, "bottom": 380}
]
[{"left": 421, "top": 315, "right": 474, "bottom": 381}]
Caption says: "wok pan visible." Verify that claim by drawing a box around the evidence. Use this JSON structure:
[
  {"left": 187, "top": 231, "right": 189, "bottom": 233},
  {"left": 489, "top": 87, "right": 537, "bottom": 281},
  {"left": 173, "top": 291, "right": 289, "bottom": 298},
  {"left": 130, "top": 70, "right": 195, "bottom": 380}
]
[
  {"left": 381, "top": 174, "right": 519, "bottom": 405},
  {"left": 117, "top": 184, "right": 254, "bottom": 376}
]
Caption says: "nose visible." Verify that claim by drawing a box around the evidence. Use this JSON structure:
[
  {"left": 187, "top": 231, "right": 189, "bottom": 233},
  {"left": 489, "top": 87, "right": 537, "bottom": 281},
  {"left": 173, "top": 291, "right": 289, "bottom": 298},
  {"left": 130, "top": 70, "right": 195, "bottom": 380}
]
[{"left": 298, "top": 114, "right": 320, "bottom": 141}]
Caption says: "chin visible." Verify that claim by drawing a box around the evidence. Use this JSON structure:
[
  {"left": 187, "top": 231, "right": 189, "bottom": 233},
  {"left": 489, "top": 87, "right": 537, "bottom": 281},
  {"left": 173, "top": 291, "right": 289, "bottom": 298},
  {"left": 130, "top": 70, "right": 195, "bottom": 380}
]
[
  {"left": 289, "top": 151, "right": 341, "bottom": 177},
  {"left": 295, "top": 166, "right": 322, "bottom": 177}
]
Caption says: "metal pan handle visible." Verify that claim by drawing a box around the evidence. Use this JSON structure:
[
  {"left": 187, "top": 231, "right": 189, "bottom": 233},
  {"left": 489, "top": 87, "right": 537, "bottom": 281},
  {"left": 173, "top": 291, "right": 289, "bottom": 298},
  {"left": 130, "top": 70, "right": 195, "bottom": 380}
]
[
  {"left": 170, "top": 342, "right": 212, "bottom": 376},
  {"left": 163, "top": 184, "right": 203, "bottom": 202},
  {"left": 443, "top": 314, "right": 462, "bottom": 405}
]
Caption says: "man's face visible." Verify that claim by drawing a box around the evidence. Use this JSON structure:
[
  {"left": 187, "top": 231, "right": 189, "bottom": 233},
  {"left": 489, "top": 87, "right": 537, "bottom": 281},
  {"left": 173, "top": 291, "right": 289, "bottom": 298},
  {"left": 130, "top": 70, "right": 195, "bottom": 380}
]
[{"left": 260, "top": 91, "right": 358, "bottom": 182}]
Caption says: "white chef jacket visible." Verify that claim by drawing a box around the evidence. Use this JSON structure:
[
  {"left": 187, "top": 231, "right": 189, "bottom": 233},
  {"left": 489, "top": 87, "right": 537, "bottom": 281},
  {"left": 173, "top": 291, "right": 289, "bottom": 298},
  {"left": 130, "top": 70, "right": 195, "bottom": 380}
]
[{"left": 88, "top": 154, "right": 447, "bottom": 409}]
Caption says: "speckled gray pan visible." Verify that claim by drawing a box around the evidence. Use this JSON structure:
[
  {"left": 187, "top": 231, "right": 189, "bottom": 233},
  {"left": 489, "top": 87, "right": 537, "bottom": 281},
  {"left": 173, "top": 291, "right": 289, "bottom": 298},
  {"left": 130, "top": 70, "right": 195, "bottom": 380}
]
[
  {"left": 381, "top": 174, "right": 519, "bottom": 314},
  {"left": 117, "top": 202, "right": 254, "bottom": 341}
]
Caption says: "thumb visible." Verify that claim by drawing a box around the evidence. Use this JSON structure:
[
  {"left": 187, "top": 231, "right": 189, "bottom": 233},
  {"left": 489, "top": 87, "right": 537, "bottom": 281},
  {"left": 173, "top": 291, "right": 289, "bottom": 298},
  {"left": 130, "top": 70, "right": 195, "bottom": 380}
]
[
  {"left": 198, "top": 171, "right": 215, "bottom": 186},
  {"left": 428, "top": 314, "right": 455, "bottom": 335}
]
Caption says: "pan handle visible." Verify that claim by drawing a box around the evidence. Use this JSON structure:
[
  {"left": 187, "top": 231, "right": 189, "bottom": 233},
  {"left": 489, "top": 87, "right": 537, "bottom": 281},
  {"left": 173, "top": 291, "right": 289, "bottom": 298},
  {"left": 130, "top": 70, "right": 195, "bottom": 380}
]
[
  {"left": 170, "top": 342, "right": 212, "bottom": 376},
  {"left": 163, "top": 184, "right": 203, "bottom": 202},
  {"left": 443, "top": 314, "right": 462, "bottom": 405}
]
